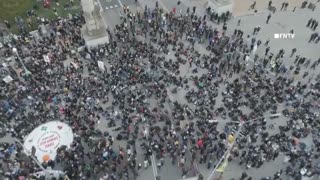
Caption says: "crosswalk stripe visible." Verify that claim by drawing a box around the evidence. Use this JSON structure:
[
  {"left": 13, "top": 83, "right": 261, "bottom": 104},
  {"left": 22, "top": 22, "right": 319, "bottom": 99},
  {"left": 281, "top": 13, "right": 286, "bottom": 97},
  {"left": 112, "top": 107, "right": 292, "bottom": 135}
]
[
  {"left": 110, "top": 5, "right": 113, "bottom": 8},
  {"left": 105, "top": 7, "right": 109, "bottom": 10},
  {"left": 114, "top": 4, "right": 118, "bottom": 7}
]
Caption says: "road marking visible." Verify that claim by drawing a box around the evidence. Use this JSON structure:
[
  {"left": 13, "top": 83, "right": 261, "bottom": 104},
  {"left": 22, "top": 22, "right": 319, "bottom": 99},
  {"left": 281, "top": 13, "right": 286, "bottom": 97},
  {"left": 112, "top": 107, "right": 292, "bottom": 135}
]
[
  {"left": 153, "top": 155, "right": 158, "bottom": 176},
  {"left": 150, "top": 154, "right": 158, "bottom": 178},
  {"left": 114, "top": 4, "right": 118, "bottom": 8},
  {"left": 110, "top": 5, "right": 113, "bottom": 8},
  {"left": 117, "top": 0, "right": 123, "bottom": 7},
  {"left": 105, "top": 7, "right": 109, "bottom": 10},
  {"left": 97, "top": 0, "right": 104, "bottom": 11}
]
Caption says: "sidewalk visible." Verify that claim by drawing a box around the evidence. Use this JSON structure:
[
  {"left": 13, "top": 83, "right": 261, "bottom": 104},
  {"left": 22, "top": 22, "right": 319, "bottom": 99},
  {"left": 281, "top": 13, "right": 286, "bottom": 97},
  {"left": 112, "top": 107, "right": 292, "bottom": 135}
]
[{"left": 233, "top": 0, "right": 319, "bottom": 17}]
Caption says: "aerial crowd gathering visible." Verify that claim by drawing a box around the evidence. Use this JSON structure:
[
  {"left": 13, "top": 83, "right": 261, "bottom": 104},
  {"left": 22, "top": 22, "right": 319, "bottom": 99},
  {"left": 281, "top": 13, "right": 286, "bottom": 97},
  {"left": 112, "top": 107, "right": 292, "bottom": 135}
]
[{"left": 0, "top": 0, "right": 320, "bottom": 180}]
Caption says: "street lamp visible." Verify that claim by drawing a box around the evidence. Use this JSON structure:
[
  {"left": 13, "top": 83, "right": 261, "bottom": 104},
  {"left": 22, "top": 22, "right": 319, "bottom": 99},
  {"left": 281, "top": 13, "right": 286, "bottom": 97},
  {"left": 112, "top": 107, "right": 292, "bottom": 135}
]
[
  {"left": 12, "top": 47, "right": 31, "bottom": 76},
  {"left": 207, "top": 113, "right": 282, "bottom": 180}
]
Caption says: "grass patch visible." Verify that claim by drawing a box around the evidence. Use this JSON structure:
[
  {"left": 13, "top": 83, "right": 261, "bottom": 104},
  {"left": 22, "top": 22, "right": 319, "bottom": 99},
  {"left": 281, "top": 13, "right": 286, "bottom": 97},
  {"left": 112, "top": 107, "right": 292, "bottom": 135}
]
[{"left": 0, "top": 0, "right": 81, "bottom": 34}]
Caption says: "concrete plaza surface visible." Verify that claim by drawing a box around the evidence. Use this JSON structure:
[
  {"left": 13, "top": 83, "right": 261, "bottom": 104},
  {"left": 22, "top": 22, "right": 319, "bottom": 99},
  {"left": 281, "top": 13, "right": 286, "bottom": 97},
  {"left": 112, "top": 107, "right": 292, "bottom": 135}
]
[
  {"left": 233, "top": 0, "right": 319, "bottom": 16},
  {"left": 92, "top": 0, "right": 320, "bottom": 180},
  {"left": 108, "top": 0, "right": 320, "bottom": 78},
  {"left": 1, "top": 0, "right": 317, "bottom": 180}
]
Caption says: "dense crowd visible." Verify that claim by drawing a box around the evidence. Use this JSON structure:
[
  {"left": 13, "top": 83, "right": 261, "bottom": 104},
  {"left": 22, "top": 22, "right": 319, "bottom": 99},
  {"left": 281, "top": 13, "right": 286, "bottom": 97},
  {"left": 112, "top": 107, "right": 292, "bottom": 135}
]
[{"left": 0, "top": 1, "right": 320, "bottom": 180}]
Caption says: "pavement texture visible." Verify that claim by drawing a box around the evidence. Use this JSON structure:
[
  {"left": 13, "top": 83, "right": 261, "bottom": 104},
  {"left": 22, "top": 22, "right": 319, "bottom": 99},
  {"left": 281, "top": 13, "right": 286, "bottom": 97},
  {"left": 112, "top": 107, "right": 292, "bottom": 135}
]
[
  {"left": 1, "top": 0, "right": 320, "bottom": 180},
  {"left": 232, "top": 0, "right": 319, "bottom": 17},
  {"left": 92, "top": 0, "right": 320, "bottom": 180}
]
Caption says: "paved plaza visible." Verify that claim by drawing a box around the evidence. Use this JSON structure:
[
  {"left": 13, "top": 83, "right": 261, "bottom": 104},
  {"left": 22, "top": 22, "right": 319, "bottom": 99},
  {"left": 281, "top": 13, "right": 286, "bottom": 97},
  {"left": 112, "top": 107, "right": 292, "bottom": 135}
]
[
  {"left": 0, "top": 0, "right": 320, "bottom": 180},
  {"left": 232, "top": 0, "right": 317, "bottom": 16},
  {"left": 93, "top": 0, "right": 320, "bottom": 179}
]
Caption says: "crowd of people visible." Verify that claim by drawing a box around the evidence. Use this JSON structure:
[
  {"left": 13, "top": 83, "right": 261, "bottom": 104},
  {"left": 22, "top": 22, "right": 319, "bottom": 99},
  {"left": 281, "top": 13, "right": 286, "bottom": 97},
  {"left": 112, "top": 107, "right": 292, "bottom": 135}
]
[{"left": 0, "top": 1, "right": 320, "bottom": 180}]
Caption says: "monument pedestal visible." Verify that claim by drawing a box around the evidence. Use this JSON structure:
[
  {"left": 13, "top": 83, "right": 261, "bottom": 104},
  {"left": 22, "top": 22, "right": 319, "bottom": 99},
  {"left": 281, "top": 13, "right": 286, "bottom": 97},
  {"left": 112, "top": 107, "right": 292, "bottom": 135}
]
[
  {"left": 81, "top": 16, "right": 109, "bottom": 47},
  {"left": 81, "top": 26, "right": 109, "bottom": 47},
  {"left": 207, "top": 0, "right": 234, "bottom": 16},
  {"left": 81, "top": 0, "right": 109, "bottom": 47}
]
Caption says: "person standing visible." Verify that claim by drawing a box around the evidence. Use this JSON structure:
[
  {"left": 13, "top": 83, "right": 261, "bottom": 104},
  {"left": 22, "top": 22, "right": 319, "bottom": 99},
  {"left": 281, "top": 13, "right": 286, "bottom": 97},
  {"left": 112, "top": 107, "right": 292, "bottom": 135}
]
[
  {"left": 281, "top": 2, "right": 285, "bottom": 10},
  {"left": 240, "top": 172, "right": 248, "bottom": 180},
  {"left": 250, "top": 1, "right": 256, "bottom": 9},
  {"left": 257, "top": 39, "right": 262, "bottom": 46},
  {"left": 315, "top": 36, "right": 320, "bottom": 43},
  {"left": 284, "top": 2, "right": 289, "bottom": 10},
  {"left": 307, "top": 18, "right": 313, "bottom": 27},
  {"left": 308, "top": 33, "right": 316, "bottom": 43},
  {"left": 313, "top": 21, "right": 318, "bottom": 31},
  {"left": 222, "top": 23, "right": 227, "bottom": 31},
  {"left": 192, "top": 6, "right": 196, "bottom": 14},
  {"left": 238, "top": 30, "right": 243, "bottom": 38},
  {"left": 311, "top": 61, "right": 317, "bottom": 69},
  {"left": 253, "top": 27, "right": 257, "bottom": 35},
  {"left": 256, "top": 26, "right": 261, "bottom": 34},
  {"left": 314, "top": 32, "right": 319, "bottom": 42},
  {"left": 265, "top": 46, "right": 270, "bottom": 56},
  {"left": 198, "top": 174, "right": 204, "bottom": 180},
  {"left": 304, "top": 59, "right": 311, "bottom": 67},
  {"left": 311, "top": 19, "right": 316, "bottom": 29},
  {"left": 289, "top": 29, "right": 294, "bottom": 36},
  {"left": 246, "top": 35, "right": 251, "bottom": 45},
  {"left": 266, "top": 13, "right": 271, "bottom": 24},
  {"left": 263, "top": 58, "right": 269, "bottom": 68},
  {"left": 298, "top": 57, "right": 306, "bottom": 65},
  {"left": 290, "top": 48, "right": 297, "bottom": 57},
  {"left": 294, "top": 55, "right": 300, "bottom": 64},
  {"left": 268, "top": 0, "right": 272, "bottom": 7}
]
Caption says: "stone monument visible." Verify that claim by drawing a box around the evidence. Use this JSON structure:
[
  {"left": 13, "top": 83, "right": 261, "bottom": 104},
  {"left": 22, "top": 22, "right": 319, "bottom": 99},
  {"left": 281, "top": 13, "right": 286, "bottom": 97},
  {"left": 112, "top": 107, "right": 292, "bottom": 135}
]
[
  {"left": 207, "top": 0, "right": 234, "bottom": 16},
  {"left": 81, "top": 0, "right": 109, "bottom": 47}
]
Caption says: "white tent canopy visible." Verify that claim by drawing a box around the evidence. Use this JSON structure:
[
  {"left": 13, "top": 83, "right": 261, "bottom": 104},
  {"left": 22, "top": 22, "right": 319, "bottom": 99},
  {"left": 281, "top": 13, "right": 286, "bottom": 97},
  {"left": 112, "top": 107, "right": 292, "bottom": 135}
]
[
  {"left": 3, "top": 75, "right": 13, "bottom": 83},
  {"left": 23, "top": 121, "right": 74, "bottom": 163}
]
